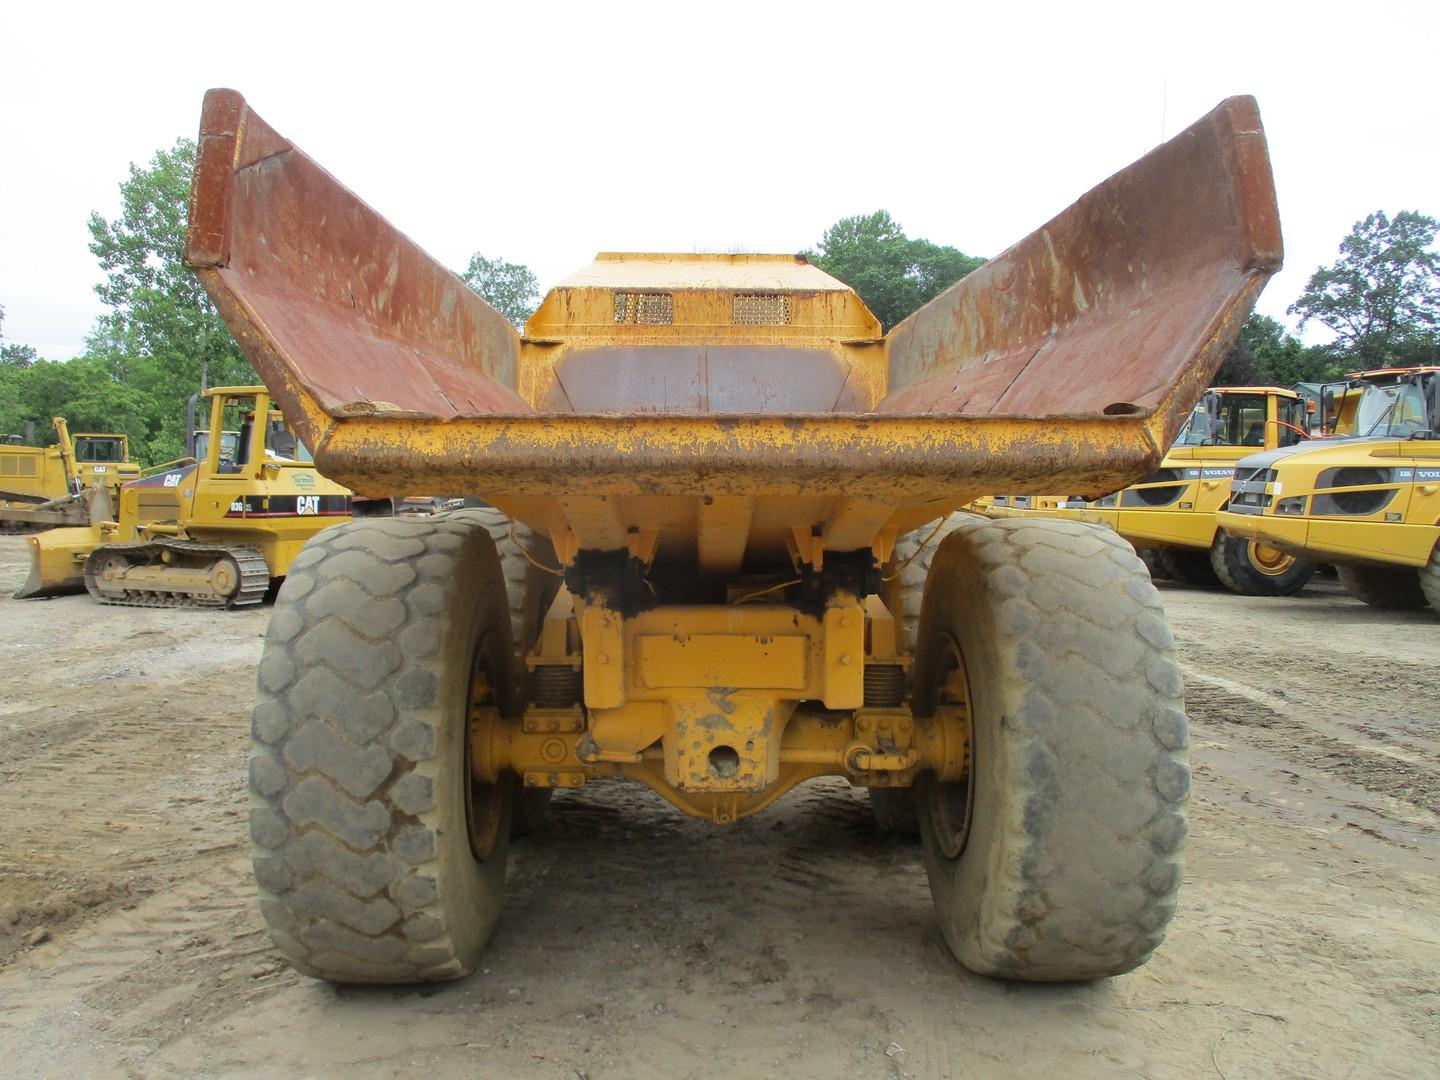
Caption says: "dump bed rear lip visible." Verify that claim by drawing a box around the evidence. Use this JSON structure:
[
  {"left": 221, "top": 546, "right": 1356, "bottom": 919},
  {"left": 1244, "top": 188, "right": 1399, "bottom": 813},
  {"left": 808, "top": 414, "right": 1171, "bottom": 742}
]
[{"left": 187, "top": 89, "right": 1279, "bottom": 522}]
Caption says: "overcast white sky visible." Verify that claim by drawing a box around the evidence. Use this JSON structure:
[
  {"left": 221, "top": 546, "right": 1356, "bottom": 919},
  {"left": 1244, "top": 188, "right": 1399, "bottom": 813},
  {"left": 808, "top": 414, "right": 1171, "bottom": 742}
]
[{"left": 2, "top": 0, "right": 1437, "bottom": 359}]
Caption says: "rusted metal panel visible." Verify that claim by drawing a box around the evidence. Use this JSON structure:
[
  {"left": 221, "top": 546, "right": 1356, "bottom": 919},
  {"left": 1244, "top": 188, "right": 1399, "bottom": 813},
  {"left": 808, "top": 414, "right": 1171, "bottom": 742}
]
[
  {"left": 882, "top": 96, "right": 1280, "bottom": 435},
  {"left": 187, "top": 89, "right": 527, "bottom": 422},
  {"left": 553, "top": 346, "right": 853, "bottom": 414}
]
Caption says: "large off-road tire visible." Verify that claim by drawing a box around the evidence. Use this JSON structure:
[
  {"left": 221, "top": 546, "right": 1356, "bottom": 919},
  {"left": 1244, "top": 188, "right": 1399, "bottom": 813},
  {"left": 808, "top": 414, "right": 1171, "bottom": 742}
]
[
  {"left": 1209, "top": 531, "right": 1317, "bottom": 597},
  {"left": 912, "top": 517, "right": 1189, "bottom": 981},
  {"left": 248, "top": 511, "right": 517, "bottom": 984},
  {"left": 872, "top": 512, "right": 987, "bottom": 835},
  {"left": 1421, "top": 543, "right": 1440, "bottom": 613},
  {"left": 1337, "top": 563, "right": 1428, "bottom": 610},
  {"left": 1157, "top": 547, "right": 1220, "bottom": 587},
  {"left": 882, "top": 511, "right": 987, "bottom": 664}
]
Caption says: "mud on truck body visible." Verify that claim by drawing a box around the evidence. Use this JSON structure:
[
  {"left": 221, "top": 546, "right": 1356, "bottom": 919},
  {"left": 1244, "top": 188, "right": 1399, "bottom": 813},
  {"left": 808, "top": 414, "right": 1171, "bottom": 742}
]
[{"left": 187, "top": 90, "right": 1280, "bottom": 984}]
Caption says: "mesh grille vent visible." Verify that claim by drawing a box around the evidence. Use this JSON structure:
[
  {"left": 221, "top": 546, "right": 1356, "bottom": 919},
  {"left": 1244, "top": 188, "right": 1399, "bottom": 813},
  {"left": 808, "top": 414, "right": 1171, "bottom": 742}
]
[
  {"left": 732, "top": 293, "right": 792, "bottom": 325},
  {"left": 613, "top": 292, "right": 673, "bottom": 325}
]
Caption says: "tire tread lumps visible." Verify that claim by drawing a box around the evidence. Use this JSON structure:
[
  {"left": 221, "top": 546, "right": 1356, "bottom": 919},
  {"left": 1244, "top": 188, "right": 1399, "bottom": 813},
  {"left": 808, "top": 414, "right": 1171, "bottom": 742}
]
[
  {"left": 921, "top": 517, "right": 1189, "bottom": 981},
  {"left": 1337, "top": 562, "right": 1429, "bottom": 610},
  {"left": 249, "top": 509, "right": 508, "bottom": 983},
  {"left": 1421, "top": 542, "right": 1440, "bottom": 613}
]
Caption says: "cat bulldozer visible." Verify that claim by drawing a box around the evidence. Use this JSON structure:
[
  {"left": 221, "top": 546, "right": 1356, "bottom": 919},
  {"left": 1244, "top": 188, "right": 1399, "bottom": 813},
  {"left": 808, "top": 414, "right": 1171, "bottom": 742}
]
[
  {"left": 18, "top": 386, "right": 351, "bottom": 605},
  {"left": 1219, "top": 366, "right": 1440, "bottom": 611},
  {"left": 985, "top": 386, "right": 1320, "bottom": 595},
  {"left": 0, "top": 418, "right": 140, "bottom": 530},
  {"left": 186, "top": 89, "right": 1280, "bottom": 985}
]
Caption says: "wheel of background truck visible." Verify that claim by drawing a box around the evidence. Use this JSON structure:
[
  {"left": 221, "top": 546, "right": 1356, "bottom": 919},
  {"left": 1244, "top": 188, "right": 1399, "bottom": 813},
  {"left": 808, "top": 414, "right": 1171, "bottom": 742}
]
[
  {"left": 467, "top": 505, "right": 563, "bottom": 835},
  {"left": 248, "top": 510, "right": 518, "bottom": 984},
  {"left": 872, "top": 512, "right": 986, "bottom": 836},
  {"left": 1208, "top": 531, "right": 1316, "bottom": 597},
  {"left": 882, "top": 511, "right": 987, "bottom": 661},
  {"left": 911, "top": 517, "right": 1189, "bottom": 981},
  {"left": 1138, "top": 548, "right": 1172, "bottom": 581},
  {"left": 1336, "top": 563, "right": 1428, "bottom": 610},
  {"left": 1157, "top": 547, "right": 1220, "bottom": 587},
  {"left": 1421, "top": 542, "right": 1440, "bottom": 613}
]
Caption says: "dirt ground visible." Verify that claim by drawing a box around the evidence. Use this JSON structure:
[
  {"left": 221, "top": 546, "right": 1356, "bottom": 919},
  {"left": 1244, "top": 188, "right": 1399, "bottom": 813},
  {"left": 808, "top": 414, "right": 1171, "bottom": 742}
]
[{"left": 0, "top": 534, "right": 1437, "bottom": 1080}]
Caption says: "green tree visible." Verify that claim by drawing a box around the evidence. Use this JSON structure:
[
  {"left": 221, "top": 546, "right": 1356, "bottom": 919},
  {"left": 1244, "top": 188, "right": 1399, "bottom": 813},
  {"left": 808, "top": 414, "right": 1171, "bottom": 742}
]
[
  {"left": 460, "top": 253, "right": 541, "bottom": 327},
  {"left": 801, "top": 211, "right": 985, "bottom": 332},
  {"left": 1288, "top": 211, "right": 1440, "bottom": 367},
  {"left": 1213, "top": 313, "right": 1342, "bottom": 388},
  {"left": 0, "top": 304, "right": 38, "bottom": 368},
  {"left": 1, "top": 343, "right": 38, "bottom": 368},
  {"left": 2, "top": 355, "right": 153, "bottom": 446},
  {"left": 87, "top": 139, "right": 255, "bottom": 406}
]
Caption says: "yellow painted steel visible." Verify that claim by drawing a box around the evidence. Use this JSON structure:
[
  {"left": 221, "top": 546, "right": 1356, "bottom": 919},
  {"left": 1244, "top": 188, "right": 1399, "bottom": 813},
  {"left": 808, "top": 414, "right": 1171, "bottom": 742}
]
[
  {"left": 473, "top": 701, "right": 967, "bottom": 825},
  {"left": 983, "top": 387, "right": 1308, "bottom": 557},
  {"left": 1, "top": 417, "right": 139, "bottom": 527},
  {"left": 1218, "top": 438, "right": 1440, "bottom": 570},
  {"left": 486, "top": 584, "right": 966, "bottom": 822},
  {"left": 18, "top": 387, "right": 350, "bottom": 600},
  {"left": 1217, "top": 368, "right": 1440, "bottom": 575}
]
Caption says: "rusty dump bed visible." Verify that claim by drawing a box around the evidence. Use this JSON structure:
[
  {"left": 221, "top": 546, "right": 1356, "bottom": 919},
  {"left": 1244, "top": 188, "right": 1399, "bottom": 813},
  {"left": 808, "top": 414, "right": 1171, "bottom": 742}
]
[{"left": 186, "top": 90, "right": 1280, "bottom": 560}]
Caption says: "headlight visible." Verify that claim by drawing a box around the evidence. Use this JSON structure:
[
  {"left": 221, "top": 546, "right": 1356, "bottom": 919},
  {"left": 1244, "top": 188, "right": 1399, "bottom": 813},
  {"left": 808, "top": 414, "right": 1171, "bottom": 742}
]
[{"left": 1275, "top": 496, "right": 1306, "bottom": 515}]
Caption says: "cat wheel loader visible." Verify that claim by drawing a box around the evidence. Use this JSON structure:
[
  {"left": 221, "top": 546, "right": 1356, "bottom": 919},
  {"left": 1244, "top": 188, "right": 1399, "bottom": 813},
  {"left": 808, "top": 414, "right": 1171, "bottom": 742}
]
[
  {"left": 0, "top": 418, "right": 140, "bottom": 530},
  {"left": 985, "top": 386, "right": 1320, "bottom": 595},
  {"left": 1219, "top": 366, "right": 1440, "bottom": 612},
  {"left": 186, "top": 89, "right": 1280, "bottom": 985},
  {"left": 17, "top": 386, "right": 351, "bottom": 605}
]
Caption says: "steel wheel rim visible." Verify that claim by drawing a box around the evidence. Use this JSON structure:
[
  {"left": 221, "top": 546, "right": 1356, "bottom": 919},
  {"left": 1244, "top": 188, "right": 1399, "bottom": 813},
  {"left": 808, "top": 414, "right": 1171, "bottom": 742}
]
[
  {"left": 928, "top": 632, "right": 976, "bottom": 859},
  {"left": 463, "top": 646, "right": 506, "bottom": 862},
  {"left": 1247, "top": 541, "right": 1294, "bottom": 577}
]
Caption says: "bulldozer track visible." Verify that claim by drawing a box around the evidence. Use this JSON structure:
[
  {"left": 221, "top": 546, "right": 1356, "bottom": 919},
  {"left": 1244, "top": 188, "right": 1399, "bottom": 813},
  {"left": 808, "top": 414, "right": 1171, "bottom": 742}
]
[{"left": 86, "top": 540, "right": 270, "bottom": 609}]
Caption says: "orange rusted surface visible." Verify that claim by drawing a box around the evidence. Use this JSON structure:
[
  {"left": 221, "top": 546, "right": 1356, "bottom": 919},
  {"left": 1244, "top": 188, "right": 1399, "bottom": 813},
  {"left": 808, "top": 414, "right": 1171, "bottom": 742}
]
[{"left": 185, "top": 89, "right": 1280, "bottom": 555}]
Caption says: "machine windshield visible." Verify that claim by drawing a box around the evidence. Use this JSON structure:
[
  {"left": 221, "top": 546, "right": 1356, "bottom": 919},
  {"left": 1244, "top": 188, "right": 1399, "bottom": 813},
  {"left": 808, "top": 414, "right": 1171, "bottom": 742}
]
[
  {"left": 1357, "top": 382, "right": 1431, "bottom": 437},
  {"left": 194, "top": 431, "right": 240, "bottom": 462},
  {"left": 73, "top": 436, "right": 125, "bottom": 462},
  {"left": 1173, "top": 393, "right": 1269, "bottom": 447}
]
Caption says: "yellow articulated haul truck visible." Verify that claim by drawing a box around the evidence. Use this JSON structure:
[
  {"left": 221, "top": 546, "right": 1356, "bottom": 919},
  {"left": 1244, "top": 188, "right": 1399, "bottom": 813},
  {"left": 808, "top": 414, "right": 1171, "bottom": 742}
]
[
  {"left": 1, "top": 419, "right": 140, "bottom": 530},
  {"left": 1219, "top": 366, "right": 1440, "bottom": 612},
  {"left": 186, "top": 89, "right": 1280, "bottom": 985},
  {"left": 986, "top": 387, "right": 1318, "bottom": 594},
  {"left": 19, "top": 386, "right": 351, "bottom": 606}
]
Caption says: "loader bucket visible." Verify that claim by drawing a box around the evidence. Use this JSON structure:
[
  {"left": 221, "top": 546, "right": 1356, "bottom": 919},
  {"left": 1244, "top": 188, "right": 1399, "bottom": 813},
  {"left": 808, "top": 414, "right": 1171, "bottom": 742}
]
[
  {"left": 15, "top": 526, "right": 101, "bottom": 599},
  {"left": 186, "top": 90, "right": 1280, "bottom": 558}
]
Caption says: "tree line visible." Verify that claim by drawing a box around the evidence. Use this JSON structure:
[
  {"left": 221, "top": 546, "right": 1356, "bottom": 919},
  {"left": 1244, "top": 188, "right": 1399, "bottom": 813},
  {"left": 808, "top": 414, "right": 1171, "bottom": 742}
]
[{"left": 2, "top": 138, "right": 1435, "bottom": 464}]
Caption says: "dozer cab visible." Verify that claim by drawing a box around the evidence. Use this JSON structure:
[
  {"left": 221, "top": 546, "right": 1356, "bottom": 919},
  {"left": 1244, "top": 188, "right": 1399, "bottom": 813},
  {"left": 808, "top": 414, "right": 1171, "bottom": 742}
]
[
  {"left": 0, "top": 418, "right": 140, "bottom": 530},
  {"left": 187, "top": 89, "right": 1281, "bottom": 985},
  {"left": 18, "top": 386, "right": 351, "bottom": 605},
  {"left": 1219, "top": 366, "right": 1440, "bottom": 612},
  {"left": 986, "top": 387, "right": 1320, "bottom": 595}
]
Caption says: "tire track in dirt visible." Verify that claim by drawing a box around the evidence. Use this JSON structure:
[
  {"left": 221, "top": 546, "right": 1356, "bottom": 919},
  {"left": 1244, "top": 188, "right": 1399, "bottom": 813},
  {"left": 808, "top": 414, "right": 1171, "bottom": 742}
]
[
  {"left": 0, "top": 857, "right": 300, "bottom": 1076},
  {"left": 0, "top": 677, "right": 255, "bottom": 964},
  {"left": 1182, "top": 666, "right": 1440, "bottom": 818}
]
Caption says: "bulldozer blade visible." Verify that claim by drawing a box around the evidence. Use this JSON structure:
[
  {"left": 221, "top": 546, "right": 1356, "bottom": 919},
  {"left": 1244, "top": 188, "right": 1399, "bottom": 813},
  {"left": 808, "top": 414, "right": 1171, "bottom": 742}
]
[{"left": 15, "top": 525, "right": 102, "bottom": 599}]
